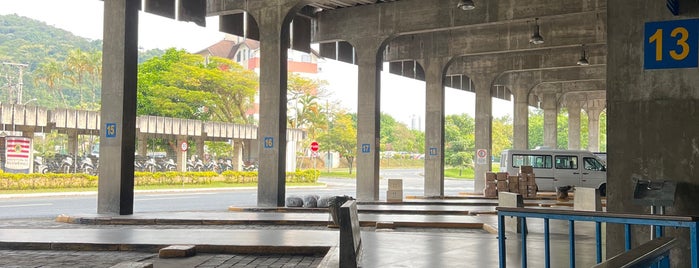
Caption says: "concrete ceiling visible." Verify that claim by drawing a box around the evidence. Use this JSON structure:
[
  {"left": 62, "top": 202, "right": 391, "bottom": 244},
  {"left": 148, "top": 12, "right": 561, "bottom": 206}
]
[{"left": 308, "top": 0, "right": 402, "bottom": 11}]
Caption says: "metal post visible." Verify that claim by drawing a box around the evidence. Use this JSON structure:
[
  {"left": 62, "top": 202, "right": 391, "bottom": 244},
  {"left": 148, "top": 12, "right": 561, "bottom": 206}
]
[{"left": 498, "top": 214, "right": 506, "bottom": 268}]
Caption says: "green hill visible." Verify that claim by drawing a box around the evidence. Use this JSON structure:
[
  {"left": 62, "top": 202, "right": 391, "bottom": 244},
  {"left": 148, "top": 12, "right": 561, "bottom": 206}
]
[{"left": 0, "top": 14, "right": 163, "bottom": 109}]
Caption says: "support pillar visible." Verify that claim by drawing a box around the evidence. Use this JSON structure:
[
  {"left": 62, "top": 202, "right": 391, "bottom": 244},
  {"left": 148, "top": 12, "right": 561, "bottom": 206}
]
[
  {"left": 67, "top": 131, "right": 78, "bottom": 156},
  {"left": 255, "top": 5, "right": 293, "bottom": 207},
  {"left": 473, "top": 76, "right": 496, "bottom": 193},
  {"left": 137, "top": 133, "right": 147, "bottom": 156},
  {"left": 512, "top": 92, "right": 529, "bottom": 149},
  {"left": 98, "top": 0, "right": 138, "bottom": 215},
  {"left": 567, "top": 101, "right": 582, "bottom": 150},
  {"left": 421, "top": 57, "right": 447, "bottom": 198},
  {"left": 586, "top": 108, "right": 602, "bottom": 152},
  {"left": 542, "top": 93, "right": 558, "bottom": 149},
  {"left": 196, "top": 136, "right": 205, "bottom": 159},
  {"left": 232, "top": 139, "right": 243, "bottom": 171},
  {"left": 354, "top": 38, "right": 383, "bottom": 202}
]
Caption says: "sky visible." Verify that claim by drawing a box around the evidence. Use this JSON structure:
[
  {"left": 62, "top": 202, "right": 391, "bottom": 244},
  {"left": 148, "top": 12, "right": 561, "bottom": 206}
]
[{"left": 0, "top": 0, "right": 513, "bottom": 129}]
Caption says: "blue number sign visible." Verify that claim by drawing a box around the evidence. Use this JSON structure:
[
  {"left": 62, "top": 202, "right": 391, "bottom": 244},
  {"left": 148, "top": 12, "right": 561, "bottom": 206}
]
[
  {"left": 644, "top": 19, "right": 699, "bottom": 69},
  {"left": 264, "top": 137, "right": 274, "bottom": 149},
  {"left": 361, "top": 144, "right": 370, "bottom": 153},
  {"left": 105, "top": 123, "right": 117, "bottom": 138},
  {"left": 429, "top": 147, "right": 437, "bottom": 156}
]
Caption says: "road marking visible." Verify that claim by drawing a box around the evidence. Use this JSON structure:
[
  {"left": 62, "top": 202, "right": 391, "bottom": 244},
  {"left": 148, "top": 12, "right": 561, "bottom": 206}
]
[
  {"left": 0, "top": 203, "right": 52, "bottom": 208},
  {"left": 136, "top": 196, "right": 201, "bottom": 201},
  {"left": 139, "top": 193, "right": 216, "bottom": 197}
]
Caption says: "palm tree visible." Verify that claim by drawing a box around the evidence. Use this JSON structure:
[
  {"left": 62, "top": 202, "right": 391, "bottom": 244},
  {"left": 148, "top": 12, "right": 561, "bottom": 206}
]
[
  {"left": 33, "top": 60, "right": 68, "bottom": 107},
  {"left": 66, "top": 49, "right": 91, "bottom": 104}
]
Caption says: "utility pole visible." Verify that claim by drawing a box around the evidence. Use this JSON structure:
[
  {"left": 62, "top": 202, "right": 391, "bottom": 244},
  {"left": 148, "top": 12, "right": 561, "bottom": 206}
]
[{"left": 2, "top": 62, "right": 29, "bottom": 104}]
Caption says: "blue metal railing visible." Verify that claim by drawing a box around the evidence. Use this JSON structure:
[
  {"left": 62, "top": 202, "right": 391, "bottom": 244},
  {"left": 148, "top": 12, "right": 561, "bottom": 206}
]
[{"left": 497, "top": 207, "right": 699, "bottom": 268}]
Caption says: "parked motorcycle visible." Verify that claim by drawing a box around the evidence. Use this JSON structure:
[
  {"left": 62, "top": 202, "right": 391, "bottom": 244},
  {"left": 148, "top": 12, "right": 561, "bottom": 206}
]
[{"left": 33, "top": 156, "right": 49, "bottom": 174}]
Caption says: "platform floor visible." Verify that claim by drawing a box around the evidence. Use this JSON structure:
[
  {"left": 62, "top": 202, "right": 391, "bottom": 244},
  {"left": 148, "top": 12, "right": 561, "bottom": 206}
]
[{"left": 0, "top": 199, "right": 603, "bottom": 267}]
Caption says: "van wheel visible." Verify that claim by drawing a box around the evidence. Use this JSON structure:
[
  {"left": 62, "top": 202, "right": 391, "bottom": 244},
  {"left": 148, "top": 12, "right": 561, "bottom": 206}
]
[{"left": 599, "top": 184, "right": 606, "bottom": 197}]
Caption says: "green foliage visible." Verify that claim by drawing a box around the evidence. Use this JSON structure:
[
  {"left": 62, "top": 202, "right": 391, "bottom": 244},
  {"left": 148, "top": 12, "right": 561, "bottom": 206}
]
[
  {"left": 492, "top": 115, "right": 513, "bottom": 159},
  {"left": 528, "top": 109, "right": 544, "bottom": 149},
  {"left": 445, "top": 114, "right": 475, "bottom": 168},
  {"left": 137, "top": 49, "right": 258, "bottom": 124},
  {"left": 318, "top": 112, "right": 358, "bottom": 173},
  {"left": 0, "top": 170, "right": 320, "bottom": 190}
]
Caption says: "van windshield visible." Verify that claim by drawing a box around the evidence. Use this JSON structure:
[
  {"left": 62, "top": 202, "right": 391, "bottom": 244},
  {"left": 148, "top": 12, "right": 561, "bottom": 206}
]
[{"left": 512, "top": 154, "right": 552, "bottom": 169}]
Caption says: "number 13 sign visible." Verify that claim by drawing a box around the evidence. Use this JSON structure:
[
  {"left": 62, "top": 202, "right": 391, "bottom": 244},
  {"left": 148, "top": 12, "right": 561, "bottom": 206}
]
[{"left": 645, "top": 19, "right": 699, "bottom": 69}]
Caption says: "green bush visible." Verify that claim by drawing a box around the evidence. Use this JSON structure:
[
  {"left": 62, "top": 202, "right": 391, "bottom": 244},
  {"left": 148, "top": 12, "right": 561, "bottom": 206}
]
[{"left": 0, "top": 169, "right": 321, "bottom": 190}]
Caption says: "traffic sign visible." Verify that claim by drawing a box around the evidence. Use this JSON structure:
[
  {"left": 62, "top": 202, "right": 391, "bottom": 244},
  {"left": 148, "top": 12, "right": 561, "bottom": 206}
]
[
  {"left": 180, "top": 141, "right": 188, "bottom": 152},
  {"left": 311, "top": 141, "right": 319, "bottom": 152},
  {"left": 477, "top": 149, "right": 487, "bottom": 159}
]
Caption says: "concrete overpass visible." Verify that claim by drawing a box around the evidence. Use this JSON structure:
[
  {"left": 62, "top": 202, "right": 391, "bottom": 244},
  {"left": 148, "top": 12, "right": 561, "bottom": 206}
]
[
  {"left": 99, "top": 0, "right": 698, "bottom": 264},
  {"left": 0, "top": 103, "right": 304, "bottom": 171}
]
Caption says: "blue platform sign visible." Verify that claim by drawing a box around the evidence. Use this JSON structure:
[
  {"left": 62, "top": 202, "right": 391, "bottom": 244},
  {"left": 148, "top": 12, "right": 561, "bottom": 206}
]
[
  {"left": 644, "top": 19, "right": 699, "bottom": 69},
  {"left": 263, "top": 137, "right": 273, "bottom": 149},
  {"left": 105, "top": 123, "right": 117, "bottom": 138},
  {"left": 361, "top": 144, "right": 370, "bottom": 153},
  {"left": 429, "top": 147, "right": 437, "bottom": 156}
]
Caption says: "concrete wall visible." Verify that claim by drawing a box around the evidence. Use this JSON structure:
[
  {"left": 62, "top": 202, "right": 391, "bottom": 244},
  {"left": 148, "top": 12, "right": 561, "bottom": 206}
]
[{"left": 607, "top": 1, "right": 699, "bottom": 266}]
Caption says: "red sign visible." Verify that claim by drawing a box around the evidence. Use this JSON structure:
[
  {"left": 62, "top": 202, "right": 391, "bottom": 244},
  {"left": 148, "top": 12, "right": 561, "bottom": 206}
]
[{"left": 310, "top": 141, "right": 319, "bottom": 152}]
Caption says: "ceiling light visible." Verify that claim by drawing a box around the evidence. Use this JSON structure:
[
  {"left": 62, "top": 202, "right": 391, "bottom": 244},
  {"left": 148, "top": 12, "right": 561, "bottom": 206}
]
[
  {"left": 529, "top": 18, "right": 544, "bottom": 45},
  {"left": 577, "top": 44, "right": 590, "bottom": 66},
  {"left": 457, "top": 0, "right": 476, "bottom": 10}
]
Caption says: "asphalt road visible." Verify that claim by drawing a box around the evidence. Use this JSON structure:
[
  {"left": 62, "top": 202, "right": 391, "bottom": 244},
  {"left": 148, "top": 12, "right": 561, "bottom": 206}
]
[{"left": 0, "top": 168, "right": 474, "bottom": 219}]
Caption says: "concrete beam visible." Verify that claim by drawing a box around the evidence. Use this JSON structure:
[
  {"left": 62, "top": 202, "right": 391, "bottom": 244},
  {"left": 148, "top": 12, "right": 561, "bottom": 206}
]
[{"left": 310, "top": 0, "right": 605, "bottom": 42}]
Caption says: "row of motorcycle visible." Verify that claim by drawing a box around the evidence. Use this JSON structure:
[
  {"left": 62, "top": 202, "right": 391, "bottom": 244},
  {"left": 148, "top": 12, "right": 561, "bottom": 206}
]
[
  {"left": 33, "top": 154, "right": 98, "bottom": 175},
  {"left": 32, "top": 154, "right": 257, "bottom": 175},
  {"left": 135, "top": 155, "right": 247, "bottom": 173}
]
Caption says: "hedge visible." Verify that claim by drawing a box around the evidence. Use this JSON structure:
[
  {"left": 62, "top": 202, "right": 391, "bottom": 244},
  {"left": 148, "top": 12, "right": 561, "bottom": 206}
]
[{"left": 0, "top": 169, "right": 320, "bottom": 190}]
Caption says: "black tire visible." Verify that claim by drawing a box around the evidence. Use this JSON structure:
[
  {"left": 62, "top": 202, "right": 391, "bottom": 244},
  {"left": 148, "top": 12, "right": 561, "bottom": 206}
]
[{"left": 40, "top": 167, "right": 48, "bottom": 174}]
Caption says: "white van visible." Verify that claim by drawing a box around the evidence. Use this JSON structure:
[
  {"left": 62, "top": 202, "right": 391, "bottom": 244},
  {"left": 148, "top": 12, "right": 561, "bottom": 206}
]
[{"left": 499, "top": 149, "right": 607, "bottom": 196}]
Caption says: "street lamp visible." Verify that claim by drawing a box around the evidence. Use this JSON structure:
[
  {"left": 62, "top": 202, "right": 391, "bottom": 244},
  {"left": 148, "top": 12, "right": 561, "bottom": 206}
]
[{"left": 22, "top": 98, "right": 37, "bottom": 105}]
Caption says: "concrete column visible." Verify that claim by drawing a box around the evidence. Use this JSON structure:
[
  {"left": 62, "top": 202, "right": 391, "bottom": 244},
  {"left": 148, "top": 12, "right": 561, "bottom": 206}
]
[
  {"left": 256, "top": 5, "right": 292, "bottom": 207},
  {"left": 586, "top": 108, "right": 602, "bottom": 152},
  {"left": 567, "top": 101, "right": 582, "bottom": 150},
  {"left": 175, "top": 137, "right": 187, "bottom": 172},
  {"left": 512, "top": 92, "right": 529, "bottom": 149},
  {"left": 196, "top": 136, "right": 205, "bottom": 159},
  {"left": 97, "top": 0, "right": 138, "bottom": 215},
  {"left": 67, "top": 131, "right": 78, "bottom": 156},
  {"left": 232, "top": 139, "right": 243, "bottom": 171},
  {"left": 136, "top": 133, "right": 147, "bottom": 156},
  {"left": 473, "top": 76, "right": 495, "bottom": 193},
  {"left": 353, "top": 38, "right": 383, "bottom": 202},
  {"left": 542, "top": 93, "right": 558, "bottom": 149},
  {"left": 421, "top": 57, "right": 447, "bottom": 197}
]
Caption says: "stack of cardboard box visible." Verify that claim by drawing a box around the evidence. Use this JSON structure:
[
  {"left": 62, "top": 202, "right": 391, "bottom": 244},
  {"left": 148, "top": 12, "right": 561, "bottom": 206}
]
[
  {"left": 496, "top": 172, "right": 508, "bottom": 192},
  {"left": 483, "top": 167, "right": 538, "bottom": 198},
  {"left": 484, "top": 172, "right": 498, "bottom": 197},
  {"left": 387, "top": 179, "right": 403, "bottom": 202},
  {"left": 519, "top": 166, "right": 537, "bottom": 198}
]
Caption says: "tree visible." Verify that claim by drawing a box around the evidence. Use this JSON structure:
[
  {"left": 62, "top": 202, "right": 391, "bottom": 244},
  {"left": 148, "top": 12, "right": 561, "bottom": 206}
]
[
  {"left": 528, "top": 109, "right": 544, "bottom": 149},
  {"left": 444, "top": 114, "right": 475, "bottom": 174},
  {"left": 492, "top": 115, "right": 513, "bottom": 159},
  {"left": 318, "top": 112, "right": 357, "bottom": 173},
  {"left": 137, "top": 49, "right": 258, "bottom": 123},
  {"left": 33, "top": 59, "right": 68, "bottom": 107}
]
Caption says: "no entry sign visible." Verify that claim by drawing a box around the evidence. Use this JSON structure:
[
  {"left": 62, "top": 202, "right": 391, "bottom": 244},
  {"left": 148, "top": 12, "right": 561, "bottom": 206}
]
[{"left": 311, "top": 141, "right": 319, "bottom": 152}]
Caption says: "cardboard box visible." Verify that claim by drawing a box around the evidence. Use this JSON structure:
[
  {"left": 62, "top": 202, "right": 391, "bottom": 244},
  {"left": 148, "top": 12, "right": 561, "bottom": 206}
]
[
  {"left": 520, "top": 165, "right": 534, "bottom": 174},
  {"left": 388, "top": 179, "right": 403, "bottom": 190},
  {"left": 497, "top": 181, "right": 508, "bottom": 190},
  {"left": 507, "top": 176, "right": 519, "bottom": 184},
  {"left": 387, "top": 190, "right": 403, "bottom": 201},
  {"left": 508, "top": 182, "right": 519, "bottom": 193},
  {"left": 483, "top": 185, "right": 497, "bottom": 198},
  {"left": 496, "top": 172, "right": 508, "bottom": 181},
  {"left": 486, "top": 172, "right": 497, "bottom": 182}
]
